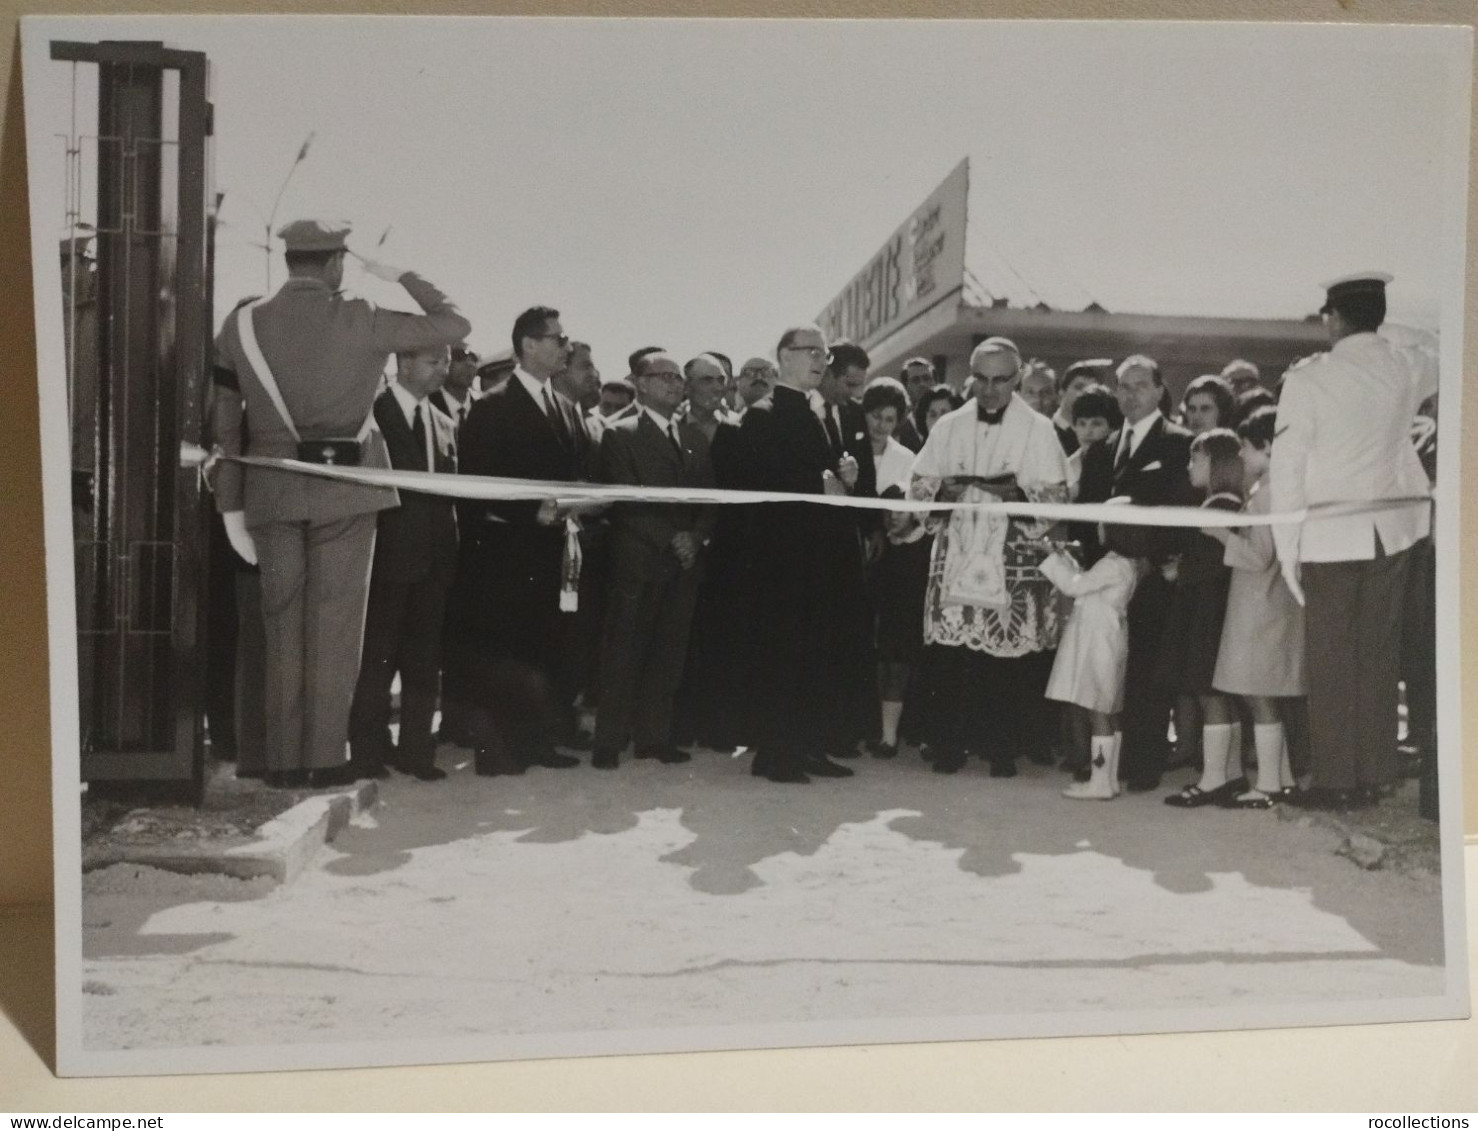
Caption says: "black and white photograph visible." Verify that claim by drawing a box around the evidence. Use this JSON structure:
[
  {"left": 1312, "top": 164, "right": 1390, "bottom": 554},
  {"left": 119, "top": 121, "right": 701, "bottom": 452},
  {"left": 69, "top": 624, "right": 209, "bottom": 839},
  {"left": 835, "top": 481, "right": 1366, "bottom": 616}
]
[{"left": 19, "top": 14, "right": 1471, "bottom": 1077}]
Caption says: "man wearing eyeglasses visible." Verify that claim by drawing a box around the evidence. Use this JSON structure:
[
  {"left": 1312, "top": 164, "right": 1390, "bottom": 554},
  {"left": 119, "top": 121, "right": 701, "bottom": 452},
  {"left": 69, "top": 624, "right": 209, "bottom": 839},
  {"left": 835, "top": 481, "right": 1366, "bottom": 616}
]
[
  {"left": 739, "top": 324, "right": 877, "bottom": 783},
  {"left": 452, "top": 305, "right": 597, "bottom": 776},
  {"left": 910, "top": 337, "right": 1071, "bottom": 778},
  {"left": 590, "top": 352, "right": 717, "bottom": 769}
]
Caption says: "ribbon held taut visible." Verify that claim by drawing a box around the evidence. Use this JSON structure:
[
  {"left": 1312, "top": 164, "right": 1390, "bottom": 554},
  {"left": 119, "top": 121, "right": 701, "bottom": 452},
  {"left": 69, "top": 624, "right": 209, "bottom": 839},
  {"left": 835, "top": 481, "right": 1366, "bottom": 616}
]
[{"left": 179, "top": 441, "right": 1433, "bottom": 530}]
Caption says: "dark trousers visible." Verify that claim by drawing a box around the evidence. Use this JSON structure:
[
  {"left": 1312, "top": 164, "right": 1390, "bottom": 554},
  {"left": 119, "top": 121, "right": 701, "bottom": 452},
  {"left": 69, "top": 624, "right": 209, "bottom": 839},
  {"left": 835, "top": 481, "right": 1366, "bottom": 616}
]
[
  {"left": 254, "top": 514, "right": 377, "bottom": 772},
  {"left": 1302, "top": 544, "right": 1412, "bottom": 790},
  {"left": 1119, "top": 569, "right": 1174, "bottom": 787},
  {"left": 349, "top": 570, "right": 450, "bottom": 773},
  {"left": 918, "top": 644, "right": 1056, "bottom": 764},
  {"left": 593, "top": 557, "right": 701, "bottom": 751}
]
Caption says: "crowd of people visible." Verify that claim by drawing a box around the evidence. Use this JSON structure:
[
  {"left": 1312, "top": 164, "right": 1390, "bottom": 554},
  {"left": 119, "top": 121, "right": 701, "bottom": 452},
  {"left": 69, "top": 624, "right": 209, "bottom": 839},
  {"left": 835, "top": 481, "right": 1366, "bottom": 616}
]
[{"left": 206, "top": 221, "right": 1440, "bottom": 817}]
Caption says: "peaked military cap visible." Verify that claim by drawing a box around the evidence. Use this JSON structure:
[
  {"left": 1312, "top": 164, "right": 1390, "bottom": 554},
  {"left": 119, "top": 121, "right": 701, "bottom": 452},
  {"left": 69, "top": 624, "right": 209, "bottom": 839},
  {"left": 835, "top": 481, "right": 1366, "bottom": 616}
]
[
  {"left": 277, "top": 218, "right": 352, "bottom": 253},
  {"left": 1319, "top": 271, "right": 1392, "bottom": 314}
]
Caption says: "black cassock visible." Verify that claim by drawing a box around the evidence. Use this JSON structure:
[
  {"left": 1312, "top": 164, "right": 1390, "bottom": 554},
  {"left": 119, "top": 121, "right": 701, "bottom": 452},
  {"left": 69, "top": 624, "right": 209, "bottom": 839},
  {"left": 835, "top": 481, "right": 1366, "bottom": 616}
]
[{"left": 737, "top": 385, "right": 876, "bottom": 774}]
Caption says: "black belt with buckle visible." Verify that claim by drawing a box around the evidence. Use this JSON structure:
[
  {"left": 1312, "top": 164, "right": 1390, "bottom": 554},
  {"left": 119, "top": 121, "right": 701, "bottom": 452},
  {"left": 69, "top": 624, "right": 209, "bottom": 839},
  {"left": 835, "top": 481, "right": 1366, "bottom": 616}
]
[{"left": 297, "top": 438, "right": 362, "bottom": 466}]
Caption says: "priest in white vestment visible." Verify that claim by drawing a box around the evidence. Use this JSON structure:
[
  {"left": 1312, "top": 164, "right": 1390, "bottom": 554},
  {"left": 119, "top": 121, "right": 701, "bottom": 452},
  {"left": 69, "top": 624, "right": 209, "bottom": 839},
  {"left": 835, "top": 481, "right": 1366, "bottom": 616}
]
[{"left": 910, "top": 337, "right": 1071, "bottom": 775}]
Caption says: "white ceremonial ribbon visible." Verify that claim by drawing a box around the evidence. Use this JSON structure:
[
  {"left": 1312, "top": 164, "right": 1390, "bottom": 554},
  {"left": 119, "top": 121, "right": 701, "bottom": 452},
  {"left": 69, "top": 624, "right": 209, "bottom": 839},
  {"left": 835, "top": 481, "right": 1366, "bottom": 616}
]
[{"left": 179, "top": 442, "right": 1434, "bottom": 530}]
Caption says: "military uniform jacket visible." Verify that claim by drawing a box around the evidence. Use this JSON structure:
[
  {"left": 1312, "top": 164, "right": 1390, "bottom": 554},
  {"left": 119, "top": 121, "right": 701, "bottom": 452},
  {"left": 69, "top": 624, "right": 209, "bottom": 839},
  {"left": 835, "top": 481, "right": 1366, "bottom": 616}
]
[
  {"left": 371, "top": 390, "right": 459, "bottom": 586},
  {"left": 1269, "top": 330, "right": 1438, "bottom": 564},
  {"left": 212, "top": 272, "right": 471, "bottom": 526}
]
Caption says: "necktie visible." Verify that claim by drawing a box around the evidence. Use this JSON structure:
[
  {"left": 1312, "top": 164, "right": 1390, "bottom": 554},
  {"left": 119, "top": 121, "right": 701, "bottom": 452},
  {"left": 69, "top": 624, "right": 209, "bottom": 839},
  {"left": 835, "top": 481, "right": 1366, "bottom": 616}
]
[
  {"left": 1114, "top": 427, "right": 1132, "bottom": 475},
  {"left": 411, "top": 404, "right": 428, "bottom": 471},
  {"left": 544, "top": 385, "right": 570, "bottom": 448},
  {"left": 667, "top": 419, "right": 684, "bottom": 459},
  {"left": 825, "top": 406, "right": 845, "bottom": 456}
]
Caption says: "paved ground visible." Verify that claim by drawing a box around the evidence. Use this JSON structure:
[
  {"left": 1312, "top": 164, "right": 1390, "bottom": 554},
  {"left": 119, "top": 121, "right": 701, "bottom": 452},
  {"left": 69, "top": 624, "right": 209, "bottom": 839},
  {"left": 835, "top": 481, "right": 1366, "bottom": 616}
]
[{"left": 78, "top": 746, "right": 1451, "bottom": 1055}]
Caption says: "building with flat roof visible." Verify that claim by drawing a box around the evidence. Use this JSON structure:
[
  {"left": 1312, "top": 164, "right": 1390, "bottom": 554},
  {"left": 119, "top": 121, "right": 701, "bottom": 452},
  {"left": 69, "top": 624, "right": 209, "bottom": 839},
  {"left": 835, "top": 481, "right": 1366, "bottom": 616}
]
[{"left": 817, "top": 159, "right": 1327, "bottom": 402}]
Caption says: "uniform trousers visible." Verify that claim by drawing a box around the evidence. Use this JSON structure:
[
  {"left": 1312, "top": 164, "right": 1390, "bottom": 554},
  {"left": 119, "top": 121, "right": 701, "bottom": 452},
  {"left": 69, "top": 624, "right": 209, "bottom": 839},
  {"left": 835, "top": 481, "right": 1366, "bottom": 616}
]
[
  {"left": 594, "top": 559, "right": 701, "bottom": 751},
  {"left": 348, "top": 570, "right": 450, "bottom": 773},
  {"left": 1302, "top": 543, "right": 1411, "bottom": 791},
  {"left": 253, "top": 514, "right": 377, "bottom": 772}
]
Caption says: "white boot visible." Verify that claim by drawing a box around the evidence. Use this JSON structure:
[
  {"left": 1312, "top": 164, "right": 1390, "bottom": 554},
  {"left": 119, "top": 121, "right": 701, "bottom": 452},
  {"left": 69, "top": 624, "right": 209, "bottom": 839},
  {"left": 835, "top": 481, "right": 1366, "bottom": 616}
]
[{"left": 1063, "top": 735, "right": 1116, "bottom": 800}]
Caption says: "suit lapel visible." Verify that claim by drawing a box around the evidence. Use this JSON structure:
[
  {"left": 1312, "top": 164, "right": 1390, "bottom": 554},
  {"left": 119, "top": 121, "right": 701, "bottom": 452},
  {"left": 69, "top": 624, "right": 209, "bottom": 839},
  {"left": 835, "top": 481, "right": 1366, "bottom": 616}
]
[
  {"left": 375, "top": 391, "right": 423, "bottom": 471},
  {"left": 638, "top": 411, "right": 683, "bottom": 475},
  {"left": 1127, "top": 416, "right": 1164, "bottom": 473}
]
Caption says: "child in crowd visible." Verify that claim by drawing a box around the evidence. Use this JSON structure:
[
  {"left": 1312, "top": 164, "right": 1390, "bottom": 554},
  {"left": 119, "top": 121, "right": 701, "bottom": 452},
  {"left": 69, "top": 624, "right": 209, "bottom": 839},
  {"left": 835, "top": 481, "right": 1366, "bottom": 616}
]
[
  {"left": 1065, "top": 383, "right": 1121, "bottom": 504},
  {"left": 1161, "top": 428, "right": 1247, "bottom": 807},
  {"left": 1038, "top": 507, "right": 1143, "bottom": 800},
  {"left": 1054, "top": 384, "right": 1123, "bottom": 773},
  {"left": 1206, "top": 406, "right": 1305, "bottom": 807}
]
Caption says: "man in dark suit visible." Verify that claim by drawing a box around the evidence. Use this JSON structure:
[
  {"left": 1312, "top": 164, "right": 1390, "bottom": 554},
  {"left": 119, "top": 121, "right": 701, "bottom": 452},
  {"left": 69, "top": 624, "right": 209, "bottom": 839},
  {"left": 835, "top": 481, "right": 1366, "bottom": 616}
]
[
  {"left": 347, "top": 345, "right": 459, "bottom": 781},
  {"left": 894, "top": 356, "right": 936, "bottom": 452},
  {"left": 430, "top": 344, "right": 481, "bottom": 428},
  {"left": 1110, "top": 354, "right": 1194, "bottom": 791},
  {"left": 740, "top": 324, "right": 876, "bottom": 783},
  {"left": 451, "top": 305, "right": 596, "bottom": 775},
  {"left": 590, "top": 351, "right": 717, "bottom": 769},
  {"left": 428, "top": 344, "right": 480, "bottom": 747}
]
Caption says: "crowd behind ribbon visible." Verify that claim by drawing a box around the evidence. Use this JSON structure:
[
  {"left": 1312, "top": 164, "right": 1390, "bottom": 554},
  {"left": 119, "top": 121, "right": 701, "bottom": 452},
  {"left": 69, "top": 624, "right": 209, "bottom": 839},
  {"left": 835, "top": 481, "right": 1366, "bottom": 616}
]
[{"left": 206, "top": 224, "right": 1439, "bottom": 817}]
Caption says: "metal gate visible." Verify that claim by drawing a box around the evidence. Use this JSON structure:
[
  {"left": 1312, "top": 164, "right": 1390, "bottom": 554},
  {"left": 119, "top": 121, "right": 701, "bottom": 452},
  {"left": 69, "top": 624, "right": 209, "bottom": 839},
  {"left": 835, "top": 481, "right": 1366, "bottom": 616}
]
[{"left": 51, "top": 40, "right": 212, "bottom": 790}]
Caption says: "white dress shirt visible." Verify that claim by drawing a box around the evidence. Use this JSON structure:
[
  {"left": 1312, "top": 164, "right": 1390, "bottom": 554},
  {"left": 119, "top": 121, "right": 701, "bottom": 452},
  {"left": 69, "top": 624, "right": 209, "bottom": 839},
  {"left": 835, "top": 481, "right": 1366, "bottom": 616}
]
[
  {"left": 1115, "top": 408, "right": 1163, "bottom": 466},
  {"left": 388, "top": 379, "right": 434, "bottom": 470}
]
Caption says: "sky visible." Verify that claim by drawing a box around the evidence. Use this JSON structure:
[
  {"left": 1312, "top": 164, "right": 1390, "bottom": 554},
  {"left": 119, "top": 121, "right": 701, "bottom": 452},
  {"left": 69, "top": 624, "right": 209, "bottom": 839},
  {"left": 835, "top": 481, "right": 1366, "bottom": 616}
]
[{"left": 22, "top": 16, "right": 1470, "bottom": 379}]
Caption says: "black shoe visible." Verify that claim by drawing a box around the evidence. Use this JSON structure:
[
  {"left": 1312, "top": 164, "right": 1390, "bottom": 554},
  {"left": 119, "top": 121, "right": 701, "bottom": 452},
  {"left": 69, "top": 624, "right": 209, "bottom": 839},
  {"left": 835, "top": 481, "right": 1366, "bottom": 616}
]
[
  {"left": 402, "top": 764, "right": 448, "bottom": 782},
  {"left": 525, "top": 747, "right": 580, "bottom": 770},
  {"left": 868, "top": 741, "right": 898, "bottom": 760},
  {"left": 307, "top": 764, "right": 361, "bottom": 789},
  {"left": 263, "top": 770, "right": 307, "bottom": 789},
  {"left": 831, "top": 745, "right": 863, "bottom": 760},
  {"left": 560, "top": 731, "right": 594, "bottom": 752},
  {"left": 989, "top": 759, "right": 1017, "bottom": 779},
  {"left": 932, "top": 749, "right": 966, "bottom": 774},
  {"left": 350, "top": 759, "right": 392, "bottom": 781},
  {"left": 756, "top": 766, "right": 811, "bottom": 783},
  {"left": 591, "top": 747, "right": 620, "bottom": 770},
  {"left": 1125, "top": 775, "right": 1162, "bottom": 793},
  {"left": 805, "top": 756, "right": 855, "bottom": 778},
  {"left": 474, "top": 746, "right": 526, "bottom": 777},
  {"left": 635, "top": 744, "right": 691, "bottom": 764}
]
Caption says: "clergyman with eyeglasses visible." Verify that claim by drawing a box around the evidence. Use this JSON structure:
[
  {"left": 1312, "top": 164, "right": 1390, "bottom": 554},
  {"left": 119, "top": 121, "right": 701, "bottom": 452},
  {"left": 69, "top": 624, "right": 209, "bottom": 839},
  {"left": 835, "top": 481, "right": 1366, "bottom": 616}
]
[
  {"left": 737, "top": 324, "right": 877, "bottom": 784},
  {"left": 908, "top": 336, "right": 1072, "bottom": 778}
]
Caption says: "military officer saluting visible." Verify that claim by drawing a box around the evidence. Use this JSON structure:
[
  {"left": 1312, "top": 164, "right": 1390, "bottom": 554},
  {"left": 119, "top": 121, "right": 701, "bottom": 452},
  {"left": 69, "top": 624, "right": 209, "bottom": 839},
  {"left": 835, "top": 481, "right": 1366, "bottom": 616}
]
[{"left": 212, "top": 219, "right": 472, "bottom": 788}]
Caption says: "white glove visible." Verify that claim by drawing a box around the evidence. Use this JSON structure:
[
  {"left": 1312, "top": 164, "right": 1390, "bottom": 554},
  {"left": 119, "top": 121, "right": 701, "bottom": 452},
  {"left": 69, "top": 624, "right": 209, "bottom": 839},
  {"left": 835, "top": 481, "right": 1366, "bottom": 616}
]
[
  {"left": 222, "top": 511, "right": 258, "bottom": 566},
  {"left": 360, "top": 258, "right": 407, "bottom": 284},
  {"left": 1279, "top": 557, "right": 1306, "bottom": 607}
]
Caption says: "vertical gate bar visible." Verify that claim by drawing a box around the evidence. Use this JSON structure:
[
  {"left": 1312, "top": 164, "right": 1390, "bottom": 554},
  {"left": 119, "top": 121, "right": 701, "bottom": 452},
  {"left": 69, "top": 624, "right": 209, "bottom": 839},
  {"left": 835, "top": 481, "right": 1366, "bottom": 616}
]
[{"left": 174, "top": 50, "right": 209, "bottom": 798}]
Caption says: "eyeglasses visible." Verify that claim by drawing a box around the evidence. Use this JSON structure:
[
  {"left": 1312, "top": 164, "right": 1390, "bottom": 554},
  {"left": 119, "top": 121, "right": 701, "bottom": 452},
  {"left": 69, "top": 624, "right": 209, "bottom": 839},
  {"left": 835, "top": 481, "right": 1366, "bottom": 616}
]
[
  {"left": 532, "top": 332, "right": 571, "bottom": 348},
  {"left": 782, "top": 345, "right": 830, "bottom": 360}
]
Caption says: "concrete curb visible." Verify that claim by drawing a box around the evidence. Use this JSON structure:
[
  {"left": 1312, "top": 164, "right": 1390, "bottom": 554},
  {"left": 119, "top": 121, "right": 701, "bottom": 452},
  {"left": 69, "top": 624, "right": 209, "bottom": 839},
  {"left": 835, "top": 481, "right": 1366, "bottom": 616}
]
[{"left": 83, "top": 781, "right": 378, "bottom": 886}]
